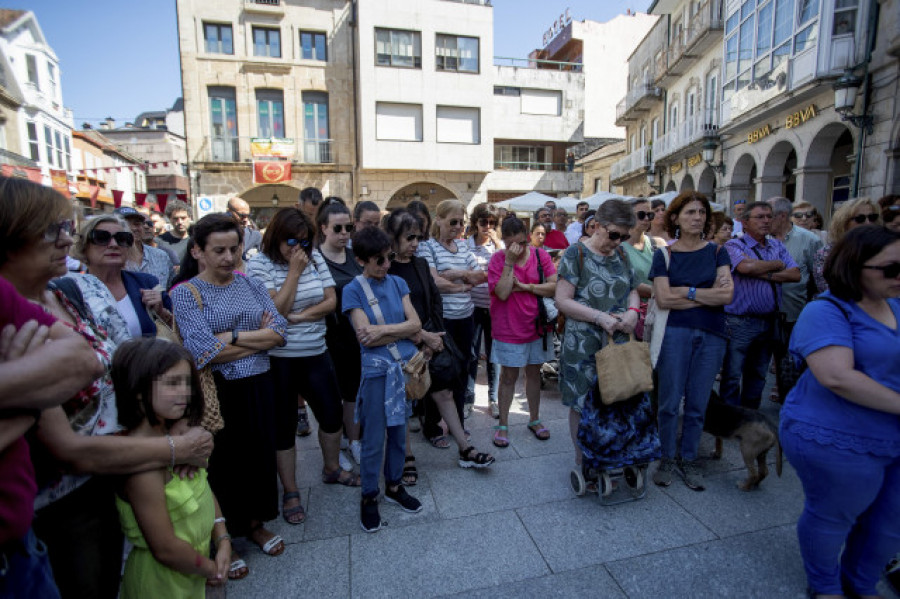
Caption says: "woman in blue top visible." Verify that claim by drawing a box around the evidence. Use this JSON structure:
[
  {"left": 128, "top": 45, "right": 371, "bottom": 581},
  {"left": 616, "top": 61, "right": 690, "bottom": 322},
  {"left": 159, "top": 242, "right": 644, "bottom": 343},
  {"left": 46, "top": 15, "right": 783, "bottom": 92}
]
[
  {"left": 648, "top": 192, "right": 733, "bottom": 492},
  {"left": 780, "top": 225, "right": 900, "bottom": 598},
  {"left": 343, "top": 226, "right": 424, "bottom": 533}
]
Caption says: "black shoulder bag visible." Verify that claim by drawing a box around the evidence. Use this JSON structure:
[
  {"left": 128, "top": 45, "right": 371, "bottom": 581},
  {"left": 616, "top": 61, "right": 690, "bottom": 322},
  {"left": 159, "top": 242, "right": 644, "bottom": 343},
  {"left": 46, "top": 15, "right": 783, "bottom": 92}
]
[{"left": 412, "top": 257, "right": 465, "bottom": 391}]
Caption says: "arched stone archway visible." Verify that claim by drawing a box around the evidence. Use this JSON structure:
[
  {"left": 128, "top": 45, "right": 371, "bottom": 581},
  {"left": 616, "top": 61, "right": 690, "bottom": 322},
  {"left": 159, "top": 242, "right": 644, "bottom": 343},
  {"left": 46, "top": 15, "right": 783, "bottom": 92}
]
[
  {"left": 728, "top": 154, "right": 757, "bottom": 212},
  {"left": 239, "top": 183, "right": 302, "bottom": 229},
  {"left": 680, "top": 174, "right": 695, "bottom": 192},
  {"left": 697, "top": 166, "right": 716, "bottom": 196},
  {"left": 386, "top": 182, "right": 458, "bottom": 212},
  {"left": 665, "top": 180, "right": 677, "bottom": 192},
  {"left": 798, "top": 122, "right": 855, "bottom": 218},
  {"left": 760, "top": 140, "right": 797, "bottom": 201}
]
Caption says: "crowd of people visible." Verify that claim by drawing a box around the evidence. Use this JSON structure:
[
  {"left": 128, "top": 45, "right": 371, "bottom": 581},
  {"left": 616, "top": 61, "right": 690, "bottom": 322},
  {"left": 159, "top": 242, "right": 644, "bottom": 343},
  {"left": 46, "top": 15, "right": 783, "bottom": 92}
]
[{"left": 0, "top": 174, "right": 897, "bottom": 598}]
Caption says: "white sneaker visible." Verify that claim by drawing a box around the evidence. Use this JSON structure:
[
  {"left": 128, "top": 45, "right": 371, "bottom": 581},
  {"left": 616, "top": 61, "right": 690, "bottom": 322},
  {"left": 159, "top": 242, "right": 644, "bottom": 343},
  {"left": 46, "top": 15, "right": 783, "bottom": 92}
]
[
  {"left": 490, "top": 402, "right": 500, "bottom": 419},
  {"left": 340, "top": 436, "right": 349, "bottom": 450},
  {"left": 349, "top": 440, "right": 362, "bottom": 465},
  {"left": 338, "top": 450, "right": 353, "bottom": 472}
]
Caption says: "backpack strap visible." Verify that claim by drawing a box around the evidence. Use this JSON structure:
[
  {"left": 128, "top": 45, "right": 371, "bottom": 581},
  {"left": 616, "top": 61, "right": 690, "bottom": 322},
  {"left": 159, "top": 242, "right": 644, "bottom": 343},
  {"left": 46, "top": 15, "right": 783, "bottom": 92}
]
[{"left": 355, "top": 275, "right": 403, "bottom": 362}]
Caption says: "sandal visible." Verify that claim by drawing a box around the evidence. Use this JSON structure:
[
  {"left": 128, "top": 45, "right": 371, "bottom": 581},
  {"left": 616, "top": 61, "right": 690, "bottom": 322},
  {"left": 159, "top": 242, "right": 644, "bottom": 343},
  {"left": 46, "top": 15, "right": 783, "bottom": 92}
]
[
  {"left": 528, "top": 420, "right": 550, "bottom": 441},
  {"left": 228, "top": 556, "right": 249, "bottom": 580},
  {"left": 282, "top": 491, "right": 306, "bottom": 525},
  {"left": 458, "top": 446, "right": 495, "bottom": 469},
  {"left": 402, "top": 456, "right": 418, "bottom": 486},
  {"left": 322, "top": 467, "right": 362, "bottom": 487},
  {"left": 492, "top": 425, "right": 509, "bottom": 448},
  {"left": 428, "top": 435, "right": 451, "bottom": 449},
  {"left": 250, "top": 526, "right": 284, "bottom": 557}
]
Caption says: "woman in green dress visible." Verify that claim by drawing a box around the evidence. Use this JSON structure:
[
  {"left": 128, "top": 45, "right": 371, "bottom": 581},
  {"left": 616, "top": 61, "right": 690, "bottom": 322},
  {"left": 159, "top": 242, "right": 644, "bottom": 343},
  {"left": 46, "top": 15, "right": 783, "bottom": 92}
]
[{"left": 112, "top": 339, "right": 232, "bottom": 597}]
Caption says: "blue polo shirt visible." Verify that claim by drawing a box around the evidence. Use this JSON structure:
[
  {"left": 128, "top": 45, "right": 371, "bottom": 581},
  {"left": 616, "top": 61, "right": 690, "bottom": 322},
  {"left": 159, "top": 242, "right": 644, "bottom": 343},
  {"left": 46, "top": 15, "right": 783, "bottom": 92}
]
[{"left": 342, "top": 274, "right": 417, "bottom": 363}]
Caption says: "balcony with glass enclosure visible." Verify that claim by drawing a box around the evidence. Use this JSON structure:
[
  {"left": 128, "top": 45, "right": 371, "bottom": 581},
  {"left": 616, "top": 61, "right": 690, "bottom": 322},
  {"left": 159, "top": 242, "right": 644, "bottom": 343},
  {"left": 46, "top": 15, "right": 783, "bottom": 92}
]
[
  {"left": 610, "top": 145, "right": 652, "bottom": 184},
  {"left": 653, "top": 107, "right": 719, "bottom": 161},
  {"left": 192, "top": 136, "right": 334, "bottom": 165},
  {"left": 614, "top": 17, "right": 667, "bottom": 126},
  {"left": 657, "top": 0, "right": 724, "bottom": 86}
]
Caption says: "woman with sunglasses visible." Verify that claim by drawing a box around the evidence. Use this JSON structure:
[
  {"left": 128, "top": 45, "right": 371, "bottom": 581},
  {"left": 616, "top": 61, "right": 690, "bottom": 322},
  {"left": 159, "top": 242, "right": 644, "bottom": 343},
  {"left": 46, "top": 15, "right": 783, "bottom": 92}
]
[
  {"left": 649, "top": 192, "right": 733, "bottom": 491},
  {"left": 466, "top": 203, "right": 503, "bottom": 417},
  {"left": 172, "top": 213, "right": 288, "bottom": 579},
  {"left": 316, "top": 199, "right": 363, "bottom": 464},
  {"left": 790, "top": 202, "right": 827, "bottom": 242},
  {"left": 0, "top": 177, "right": 214, "bottom": 597},
  {"left": 419, "top": 199, "right": 485, "bottom": 438},
  {"left": 780, "top": 225, "right": 900, "bottom": 598},
  {"left": 386, "top": 209, "right": 494, "bottom": 479},
  {"left": 247, "top": 208, "right": 358, "bottom": 528},
  {"left": 623, "top": 199, "right": 667, "bottom": 339},
  {"left": 813, "top": 197, "right": 882, "bottom": 293},
  {"left": 69, "top": 216, "right": 172, "bottom": 340}
]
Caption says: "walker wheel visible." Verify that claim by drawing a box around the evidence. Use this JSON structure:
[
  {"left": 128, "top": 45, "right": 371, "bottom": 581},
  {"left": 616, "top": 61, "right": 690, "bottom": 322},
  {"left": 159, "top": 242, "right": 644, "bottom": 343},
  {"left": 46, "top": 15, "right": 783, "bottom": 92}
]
[
  {"left": 570, "top": 468, "right": 586, "bottom": 496},
  {"left": 624, "top": 466, "right": 644, "bottom": 492},
  {"left": 600, "top": 472, "right": 613, "bottom": 497}
]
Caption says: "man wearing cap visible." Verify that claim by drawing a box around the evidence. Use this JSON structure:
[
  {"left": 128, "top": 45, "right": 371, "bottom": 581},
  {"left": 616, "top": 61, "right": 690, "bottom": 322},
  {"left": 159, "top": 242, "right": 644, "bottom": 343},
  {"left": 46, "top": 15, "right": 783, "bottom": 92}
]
[
  {"left": 731, "top": 200, "right": 746, "bottom": 237},
  {"left": 226, "top": 196, "right": 262, "bottom": 259},
  {"left": 116, "top": 207, "right": 176, "bottom": 288},
  {"left": 155, "top": 199, "right": 193, "bottom": 263}
]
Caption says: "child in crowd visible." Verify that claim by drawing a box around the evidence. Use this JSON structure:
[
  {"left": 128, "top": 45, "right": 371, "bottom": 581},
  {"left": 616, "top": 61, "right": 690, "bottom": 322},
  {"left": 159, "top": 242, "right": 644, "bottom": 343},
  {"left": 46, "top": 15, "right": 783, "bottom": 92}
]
[{"left": 111, "top": 338, "right": 232, "bottom": 597}]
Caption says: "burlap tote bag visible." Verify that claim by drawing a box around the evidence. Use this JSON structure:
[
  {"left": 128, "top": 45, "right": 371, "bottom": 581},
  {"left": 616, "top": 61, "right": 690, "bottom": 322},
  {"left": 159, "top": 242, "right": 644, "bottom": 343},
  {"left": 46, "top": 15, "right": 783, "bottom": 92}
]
[{"left": 594, "top": 333, "right": 654, "bottom": 405}]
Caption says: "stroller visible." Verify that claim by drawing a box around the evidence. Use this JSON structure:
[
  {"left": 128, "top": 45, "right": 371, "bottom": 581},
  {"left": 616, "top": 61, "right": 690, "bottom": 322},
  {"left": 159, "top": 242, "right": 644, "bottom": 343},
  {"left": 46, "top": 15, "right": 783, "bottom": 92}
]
[{"left": 570, "top": 381, "right": 661, "bottom": 505}]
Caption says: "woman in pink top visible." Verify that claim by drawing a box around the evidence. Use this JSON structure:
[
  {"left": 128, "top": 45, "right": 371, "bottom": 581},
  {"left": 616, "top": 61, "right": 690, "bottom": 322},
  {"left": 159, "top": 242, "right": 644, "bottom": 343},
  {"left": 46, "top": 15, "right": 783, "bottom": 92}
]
[{"left": 488, "top": 216, "right": 558, "bottom": 448}]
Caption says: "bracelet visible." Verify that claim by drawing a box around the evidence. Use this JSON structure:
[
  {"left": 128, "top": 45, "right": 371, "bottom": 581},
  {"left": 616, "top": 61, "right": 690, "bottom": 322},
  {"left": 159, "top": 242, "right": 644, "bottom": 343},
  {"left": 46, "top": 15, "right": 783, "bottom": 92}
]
[
  {"left": 215, "top": 533, "right": 232, "bottom": 546},
  {"left": 194, "top": 552, "right": 204, "bottom": 568},
  {"left": 231, "top": 329, "right": 239, "bottom": 345},
  {"left": 166, "top": 435, "right": 176, "bottom": 469},
  {"left": 214, "top": 517, "right": 226, "bottom": 525}
]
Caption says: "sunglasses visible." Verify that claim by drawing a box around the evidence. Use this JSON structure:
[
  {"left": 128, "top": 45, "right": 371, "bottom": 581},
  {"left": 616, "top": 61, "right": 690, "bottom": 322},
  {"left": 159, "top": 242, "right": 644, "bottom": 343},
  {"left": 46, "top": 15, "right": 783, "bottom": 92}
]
[
  {"left": 374, "top": 252, "right": 396, "bottom": 266},
  {"left": 44, "top": 220, "right": 76, "bottom": 243},
  {"left": 286, "top": 238, "right": 310, "bottom": 248},
  {"left": 851, "top": 213, "right": 880, "bottom": 224},
  {"left": 792, "top": 211, "right": 815, "bottom": 219},
  {"left": 406, "top": 233, "right": 425, "bottom": 242},
  {"left": 478, "top": 218, "right": 497, "bottom": 227},
  {"left": 862, "top": 262, "right": 900, "bottom": 279},
  {"left": 635, "top": 211, "right": 654, "bottom": 221},
  {"left": 332, "top": 224, "right": 355, "bottom": 234},
  {"left": 604, "top": 228, "right": 631, "bottom": 242},
  {"left": 447, "top": 219, "right": 463, "bottom": 227},
  {"left": 884, "top": 206, "right": 899, "bottom": 223},
  {"left": 90, "top": 229, "right": 134, "bottom": 247}
]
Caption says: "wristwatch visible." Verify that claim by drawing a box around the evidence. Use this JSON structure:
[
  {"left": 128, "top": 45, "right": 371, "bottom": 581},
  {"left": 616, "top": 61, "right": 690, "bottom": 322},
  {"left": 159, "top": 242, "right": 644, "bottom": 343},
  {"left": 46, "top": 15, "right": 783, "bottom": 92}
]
[
  {"left": 687, "top": 287, "right": 697, "bottom": 301},
  {"left": 231, "top": 329, "right": 239, "bottom": 345}
]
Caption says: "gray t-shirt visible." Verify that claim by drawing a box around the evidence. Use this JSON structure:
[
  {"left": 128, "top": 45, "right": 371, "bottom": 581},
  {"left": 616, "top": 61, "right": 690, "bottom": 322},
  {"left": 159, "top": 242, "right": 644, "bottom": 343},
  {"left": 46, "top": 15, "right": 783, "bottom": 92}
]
[
  {"left": 780, "top": 225, "right": 824, "bottom": 322},
  {"left": 246, "top": 250, "right": 335, "bottom": 357},
  {"left": 155, "top": 232, "right": 191, "bottom": 263}
]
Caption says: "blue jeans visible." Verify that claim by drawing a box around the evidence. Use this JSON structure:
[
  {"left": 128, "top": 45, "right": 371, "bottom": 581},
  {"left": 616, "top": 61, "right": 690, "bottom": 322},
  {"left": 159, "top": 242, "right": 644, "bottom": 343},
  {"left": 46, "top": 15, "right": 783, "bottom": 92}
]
[
  {"left": 720, "top": 315, "right": 774, "bottom": 409},
  {"left": 468, "top": 307, "right": 498, "bottom": 403},
  {"left": 0, "top": 528, "right": 61, "bottom": 599},
  {"left": 780, "top": 423, "right": 900, "bottom": 595},
  {"left": 357, "top": 374, "right": 407, "bottom": 499},
  {"left": 656, "top": 327, "right": 727, "bottom": 461}
]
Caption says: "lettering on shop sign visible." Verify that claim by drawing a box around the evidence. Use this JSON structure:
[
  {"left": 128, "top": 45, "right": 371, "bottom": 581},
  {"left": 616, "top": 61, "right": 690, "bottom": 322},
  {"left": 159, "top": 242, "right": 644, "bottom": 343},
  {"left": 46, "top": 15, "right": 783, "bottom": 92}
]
[
  {"left": 670, "top": 162, "right": 683, "bottom": 175},
  {"left": 748, "top": 124, "right": 772, "bottom": 144},
  {"left": 786, "top": 104, "right": 817, "bottom": 129},
  {"left": 687, "top": 154, "right": 703, "bottom": 168},
  {"left": 543, "top": 8, "right": 572, "bottom": 46}
]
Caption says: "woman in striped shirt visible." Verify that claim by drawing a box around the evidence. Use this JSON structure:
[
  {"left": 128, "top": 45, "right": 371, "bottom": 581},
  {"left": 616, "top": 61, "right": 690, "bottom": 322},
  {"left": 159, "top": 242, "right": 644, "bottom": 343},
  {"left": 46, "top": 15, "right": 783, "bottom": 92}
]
[{"left": 418, "top": 199, "right": 486, "bottom": 438}]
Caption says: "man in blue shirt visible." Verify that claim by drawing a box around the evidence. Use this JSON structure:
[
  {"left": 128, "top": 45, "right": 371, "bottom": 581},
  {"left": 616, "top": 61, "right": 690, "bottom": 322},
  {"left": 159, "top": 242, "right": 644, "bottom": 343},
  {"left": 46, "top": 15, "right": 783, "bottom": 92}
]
[{"left": 721, "top": 201, "right": 800, "bottom": 409}]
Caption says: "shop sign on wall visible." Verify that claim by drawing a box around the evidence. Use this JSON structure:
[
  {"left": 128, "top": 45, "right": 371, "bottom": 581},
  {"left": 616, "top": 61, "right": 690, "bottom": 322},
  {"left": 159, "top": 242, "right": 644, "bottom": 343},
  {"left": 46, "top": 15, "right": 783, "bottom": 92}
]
[
  {"left": 786, "top": 105, "right": 817, "bottom": 129},
  {"left": 748, "top": 124, "right": 772, "bottom": 144},
  {"left": 670, "top": 162, "right": 683, "bottom": 175},
  {"left": 542, "top": 8, "right": 572, "bottom": 46},
  {"left": 687, "top": 154, "right": 703, "bottom": 168}
]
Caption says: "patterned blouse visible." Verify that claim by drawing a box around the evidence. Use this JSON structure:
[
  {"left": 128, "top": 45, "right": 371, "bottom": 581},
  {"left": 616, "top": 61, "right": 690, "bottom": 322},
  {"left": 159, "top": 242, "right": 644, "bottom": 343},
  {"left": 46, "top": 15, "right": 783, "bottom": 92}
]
[
  {"left": 813, "top": 243, "right": 831, "bottom": 294},
  {"left": 126, "top": 244, "right": 174, "bottom": 290},
  {"left": 172, "top": 275, "right": 287, "bottom": 380},
  {"left": 65, "top": 273, "right": 131, "bottom": 347}
]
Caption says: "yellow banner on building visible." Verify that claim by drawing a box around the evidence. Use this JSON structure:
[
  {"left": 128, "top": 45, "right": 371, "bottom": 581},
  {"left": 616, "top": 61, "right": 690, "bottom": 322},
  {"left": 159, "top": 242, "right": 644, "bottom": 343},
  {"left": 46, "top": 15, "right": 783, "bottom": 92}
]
[{"left": 250, "top": 138, "right": 295, "bottom": 158}]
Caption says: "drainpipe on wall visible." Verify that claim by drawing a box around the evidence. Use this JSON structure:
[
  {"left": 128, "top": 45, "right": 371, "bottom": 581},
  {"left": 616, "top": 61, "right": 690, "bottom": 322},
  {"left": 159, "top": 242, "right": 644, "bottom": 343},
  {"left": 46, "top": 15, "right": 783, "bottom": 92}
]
[
  {"left": 850, "top": 0, "right": 880, "bottom": 196},
  {"left": 350, "top": 1, "right": 361, "bottom": 205}
]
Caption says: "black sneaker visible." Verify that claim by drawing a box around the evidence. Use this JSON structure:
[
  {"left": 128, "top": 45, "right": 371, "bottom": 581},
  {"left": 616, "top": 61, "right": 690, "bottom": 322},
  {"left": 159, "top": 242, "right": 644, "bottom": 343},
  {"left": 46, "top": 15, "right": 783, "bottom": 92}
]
[
  {"left": 384, "top": 486, "right": 423, "bottom": 513},
  {"left": 360, "top": 497, "right": 382, "bottom": 533}
]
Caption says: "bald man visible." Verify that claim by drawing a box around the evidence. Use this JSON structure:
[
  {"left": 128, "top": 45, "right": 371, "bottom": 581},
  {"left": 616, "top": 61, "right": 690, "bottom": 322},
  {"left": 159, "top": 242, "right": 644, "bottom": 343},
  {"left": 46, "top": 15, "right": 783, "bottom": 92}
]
[{"left": 227, "top": 197, "right": 262, "bottom": 259}]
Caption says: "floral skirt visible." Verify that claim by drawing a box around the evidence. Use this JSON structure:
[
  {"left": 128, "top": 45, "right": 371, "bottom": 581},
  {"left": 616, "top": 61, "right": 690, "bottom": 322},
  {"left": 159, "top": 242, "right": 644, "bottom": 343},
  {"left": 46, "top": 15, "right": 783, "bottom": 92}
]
[{"left": 577, "top": 387, "right": 661, "bottom": 471}]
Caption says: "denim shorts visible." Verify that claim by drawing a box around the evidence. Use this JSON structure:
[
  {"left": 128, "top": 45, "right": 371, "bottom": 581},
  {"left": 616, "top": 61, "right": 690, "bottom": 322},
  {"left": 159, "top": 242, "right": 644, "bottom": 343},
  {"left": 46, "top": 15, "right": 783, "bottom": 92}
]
[{"left": 491, "top": 338, "right": 555, "bottom": 368}]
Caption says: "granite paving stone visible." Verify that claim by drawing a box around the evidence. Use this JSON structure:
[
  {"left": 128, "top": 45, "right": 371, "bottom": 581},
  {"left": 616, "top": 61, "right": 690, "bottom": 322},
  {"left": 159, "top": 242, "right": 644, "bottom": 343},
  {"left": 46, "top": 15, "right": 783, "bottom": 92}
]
[{"left": 443, "top": 564, "right": 628, "bottom": 599}]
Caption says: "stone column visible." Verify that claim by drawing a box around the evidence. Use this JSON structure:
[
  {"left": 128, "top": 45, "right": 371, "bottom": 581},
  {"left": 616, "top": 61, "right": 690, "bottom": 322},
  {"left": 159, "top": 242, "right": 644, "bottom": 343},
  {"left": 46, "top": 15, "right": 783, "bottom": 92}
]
[
  {"left": 722, "top": 183, "right": 753, "bottom": 213},
  {"left": 793, "top": 166, "right": 833, "bottom": 215},
  {"left": 756, "top": 175, "right": 786, "bottom": 201}
]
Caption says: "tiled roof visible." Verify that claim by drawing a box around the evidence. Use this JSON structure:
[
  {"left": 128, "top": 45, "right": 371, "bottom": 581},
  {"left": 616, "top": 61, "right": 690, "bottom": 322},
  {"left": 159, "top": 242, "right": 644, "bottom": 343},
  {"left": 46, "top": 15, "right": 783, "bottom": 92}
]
[{"left": 0, "top": 9, "right": 25, "bottom": 30}]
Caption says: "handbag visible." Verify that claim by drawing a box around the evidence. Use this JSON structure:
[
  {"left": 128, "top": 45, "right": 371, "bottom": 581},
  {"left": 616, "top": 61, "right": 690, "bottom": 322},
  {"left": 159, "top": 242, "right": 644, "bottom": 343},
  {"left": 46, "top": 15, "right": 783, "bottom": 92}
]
[
  {"left": 355, "top": 275, "right": 431, "bottom": 400},
  {"left": 594, "top": 332, "right": 654, "bottom": 405},
  {"left": 151, "top": 310, "right": 180, "bottom": 343},
  {"left": 173, "top": 283, "right": 224, "bottom": 433},
  {"left": 646, "top": 246, "right": 671, "bottom": 368}
]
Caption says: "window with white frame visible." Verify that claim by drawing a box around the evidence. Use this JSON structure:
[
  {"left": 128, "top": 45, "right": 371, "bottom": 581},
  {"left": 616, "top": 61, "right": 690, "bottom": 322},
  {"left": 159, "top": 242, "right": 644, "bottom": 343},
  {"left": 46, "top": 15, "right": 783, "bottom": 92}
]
[
  {"left": 256, "top": 89, "right": 284, "bottom": 138},
  {"left": 723, "top": 0, "right": 821, "bottom": 104},
  {"left": 54, "top": 131, "right": 63, "bottom": 168},
  {"left": 44, "top": 126, "right": 54, "bottom": 167},
  {"left": 300, "top": 31, "right": 327, "bottom": 61},
  {"left": 47, "top": 62, "right": 57, "bottom": 101},
  {"left": 435, "top": 34, "right": 479, "bottom": 73},
  {"left": 253, "top": 26, "right": 281, "bottom": 58},
  {"left": 204, "top": 23, "right": 234, "bottom": 55},
  {"left": 26, "top": 54, "right": 39, "bottom": 89},
  {"left": 520, "top": 89, "right": 561, "bottom": 116},
  {"left": 375, "top": 102, "right": 423, "bottom": 141},
  {"left": 436, "top": 106, "right": 480, "bottom": 144},
  {"left": 26, "top": 122, "right": 39, "bottom": 162},
  {"left": 375, "top": 29, "right": 422, "bottom": 68},
  {"left": 594, "top": 177, "right": 603, "bottom": 193},
  {"left": 494, "top": 145, "right": 551, "bottom": 170},
  {"left": 833, "top": 0, "right": 857, "bottom": 35},
  {"left": 651, "top": 117, "right": 660, "bottom": 142},
  {"left": 63, "top": 135, "right": 71, "bottom": 171}
]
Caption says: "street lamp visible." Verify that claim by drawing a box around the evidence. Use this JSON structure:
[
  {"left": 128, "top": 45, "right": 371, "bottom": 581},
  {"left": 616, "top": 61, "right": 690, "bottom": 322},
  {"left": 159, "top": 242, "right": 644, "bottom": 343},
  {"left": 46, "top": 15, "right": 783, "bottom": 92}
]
[
  {"left": 833, "top": 69, "right": 873, "bottom": 133},
  {"left": 271, "top": 192, "right": 279, "bottom": 207},
  {"left": 645, "top": 165, "right": 661, "bottom": 194},
  {"left": 702, "top": 136, "right": 726, "bottom": 175}
]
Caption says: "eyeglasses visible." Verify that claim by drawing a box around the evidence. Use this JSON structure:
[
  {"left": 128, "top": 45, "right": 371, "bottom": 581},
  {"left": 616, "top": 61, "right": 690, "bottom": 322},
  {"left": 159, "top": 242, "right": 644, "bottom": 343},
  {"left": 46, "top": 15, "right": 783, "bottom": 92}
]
[
  {"left": 332, "top": 224, "right": 355, "bottom": 234},
  {"left": 635, "top": 211, "right": 654, "bottom": 221},
  {"left": 374, "top": 252, "right": 396, "bottom": 266},
  {"left": 406, "top": 233, "right": 425, "bottom": 242},
  {"left": 851, "top": 213, "right": 880, "bottom": 224},
  {"left": 89, "top": 229, "right": 134, "bottom": 247},
  {"left": 44, "top": 220, "right": 76, "bottom": 243},
  {"left": 447, "top": 219, "right": 463, "bottom": 227},
  {"left": 862, "top": 262, "right": 900, "bottom": 279},
  {"left": 477, "top": 218, "right": 497, "bottom": 227},
  {"left": 792, "top": 211, "right": 815, "bottom": 219},
  {"left": 884, "top": 206, "right": 900, "bottom": 223},
  {"left": 604, "top": 228, "right": 631, "bottom": 242},
  {"left": 286, "top": 238, "right": 310, "bottom": 248}
]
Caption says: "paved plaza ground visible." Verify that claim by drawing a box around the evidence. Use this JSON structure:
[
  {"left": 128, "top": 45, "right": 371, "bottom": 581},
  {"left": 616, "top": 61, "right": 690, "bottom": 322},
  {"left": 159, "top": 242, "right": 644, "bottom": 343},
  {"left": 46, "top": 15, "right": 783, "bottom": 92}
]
[{"left": 222, "top": 369, "right": 894, "bottom": 598}]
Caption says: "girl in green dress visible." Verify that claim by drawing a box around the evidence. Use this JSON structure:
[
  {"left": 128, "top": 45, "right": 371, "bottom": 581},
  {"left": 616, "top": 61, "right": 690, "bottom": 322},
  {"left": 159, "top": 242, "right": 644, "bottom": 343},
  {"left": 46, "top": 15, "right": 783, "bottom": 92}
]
[{"left": 112, "top": 338, "right": 232, "bottom": 597}]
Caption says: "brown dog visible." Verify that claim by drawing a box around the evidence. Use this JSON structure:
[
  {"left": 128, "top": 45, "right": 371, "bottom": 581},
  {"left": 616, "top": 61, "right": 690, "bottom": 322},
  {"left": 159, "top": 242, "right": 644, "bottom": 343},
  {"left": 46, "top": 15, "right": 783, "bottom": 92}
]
[{"left": 703, "top": 392, "right": 783, "bottom": 490}]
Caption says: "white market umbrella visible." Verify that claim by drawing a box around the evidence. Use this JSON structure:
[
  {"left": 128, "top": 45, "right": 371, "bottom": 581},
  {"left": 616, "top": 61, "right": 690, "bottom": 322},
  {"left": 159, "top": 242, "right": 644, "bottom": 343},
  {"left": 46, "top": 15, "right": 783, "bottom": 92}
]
[
  {"left": 493, "top": 191, "right": 558, "bottom": 212},
  {"left": 581, "top": 191, "right": 634, "bottom": 209}
]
